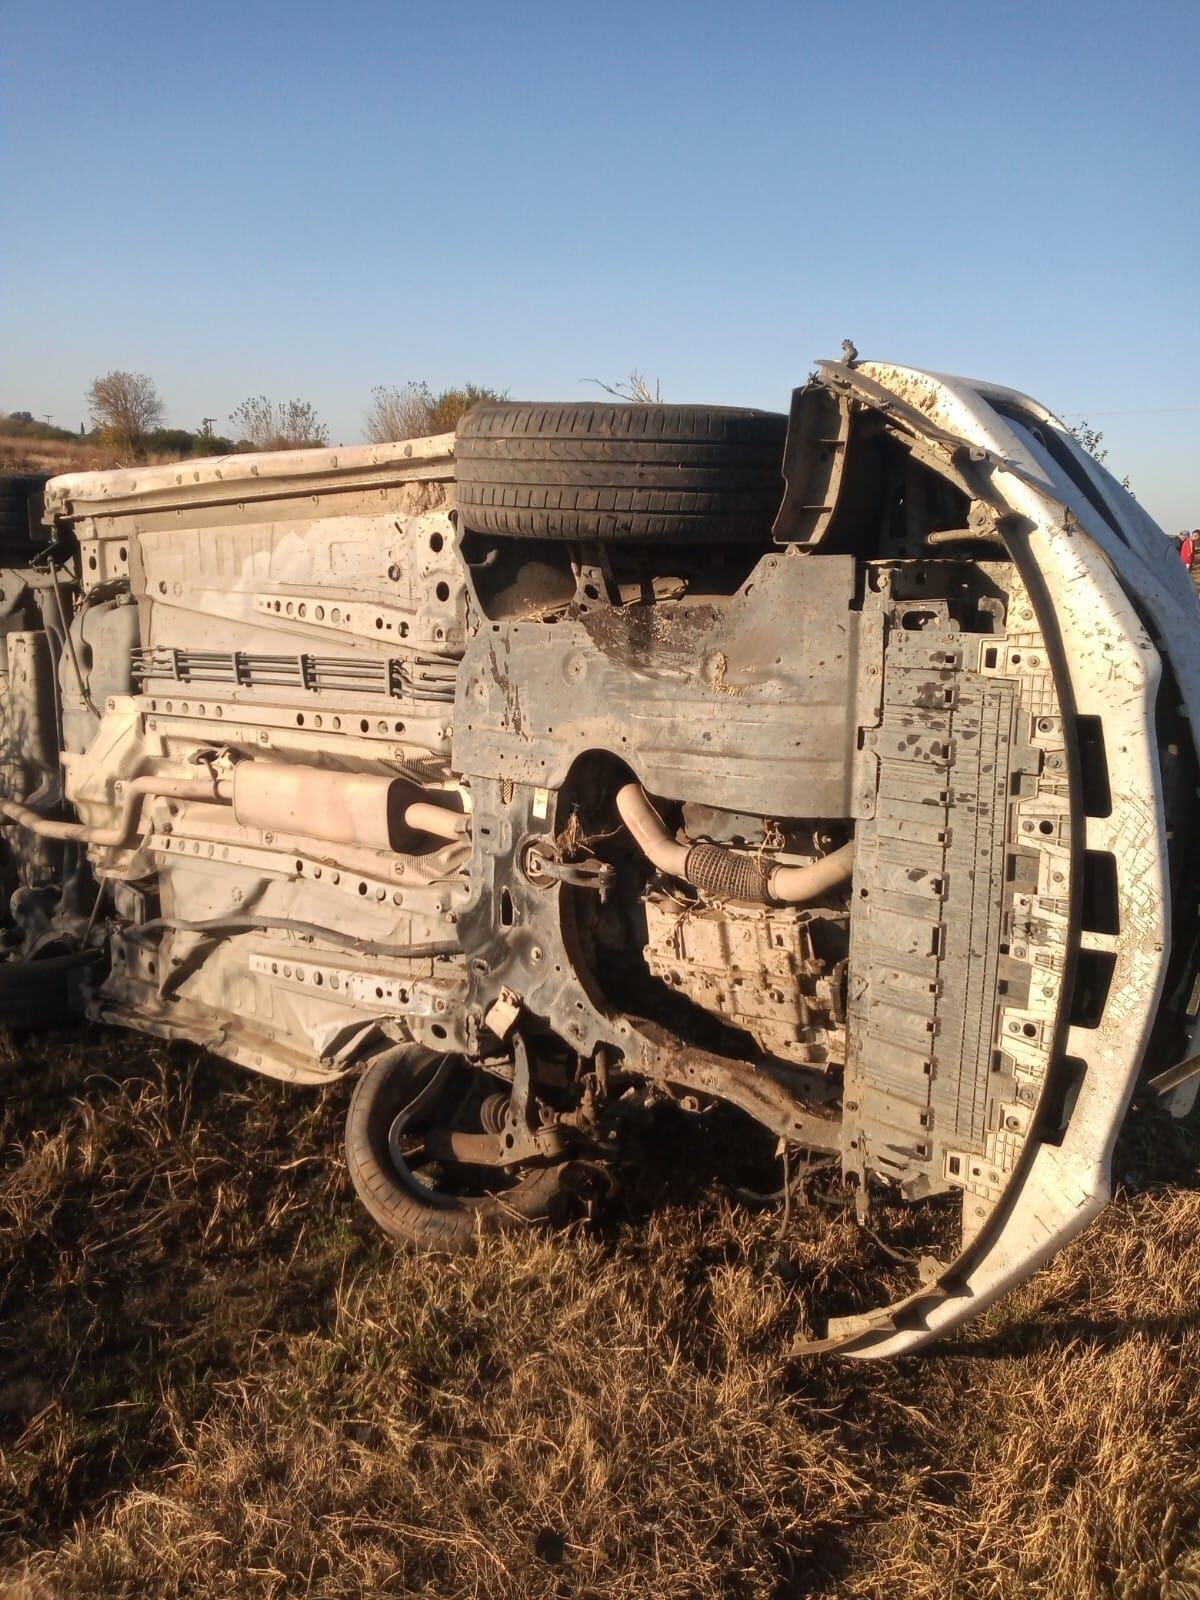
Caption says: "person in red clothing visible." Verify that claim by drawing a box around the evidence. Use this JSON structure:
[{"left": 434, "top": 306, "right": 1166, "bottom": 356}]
[{"left": 1182, "top": 531, "right": 1195, "bottom": 569}]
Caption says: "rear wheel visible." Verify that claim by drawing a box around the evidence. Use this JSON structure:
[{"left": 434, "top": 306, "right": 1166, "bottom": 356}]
[
  {"left": 344, "top": 1047, "right": 566, "bottom": 1251},
  {"left": 455, "top": 401, "right": 786, "bottom": 543},
  {"left": 0, "top": 947, "right": 99, "bottom": 1030}
]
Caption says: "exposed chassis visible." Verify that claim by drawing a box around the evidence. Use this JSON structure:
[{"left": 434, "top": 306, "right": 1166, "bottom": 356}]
[{"left": 2, "top": 359, "right": 1197, "bottom": 1357}]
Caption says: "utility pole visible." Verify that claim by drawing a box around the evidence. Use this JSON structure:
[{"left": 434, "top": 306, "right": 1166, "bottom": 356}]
[
  {"left": 200, "top": 417, "right": 217, "bottom": 437},
  {"left": 42, "top": 414, "right": 53, "bottom": 426}
]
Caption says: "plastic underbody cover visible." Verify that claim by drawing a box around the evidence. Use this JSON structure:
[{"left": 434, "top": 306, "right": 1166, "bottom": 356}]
[{"left": 795, "top": 362, "right": 1196, "bottom": 1356}]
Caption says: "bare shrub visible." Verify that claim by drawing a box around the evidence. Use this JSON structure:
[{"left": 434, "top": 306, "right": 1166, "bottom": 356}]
[
  {"left": 586, "top": 370, "right": 663, "bottom": 403},
  {"left": 365, "top": 383, "right": 507, "bottom": 442},
  {"left": 85, "top": 371, "right": 165, "bottom": 456},
  {"left": 364, "top": 383, "right": 434, "bottom": 443},
  {"left": 426, "top": 384, "right": 507, "bottom": 433},
  {"left": 230, "top": 397, "right": 328, "bottom": 451}
]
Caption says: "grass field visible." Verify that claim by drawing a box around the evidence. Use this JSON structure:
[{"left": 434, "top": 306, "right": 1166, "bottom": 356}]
[
  {"left": 0, "top": 435, "right": 121, "bottom": 478},
  {"left": 2, "top": 1025, "right": 1199, "bottom": 1600}
]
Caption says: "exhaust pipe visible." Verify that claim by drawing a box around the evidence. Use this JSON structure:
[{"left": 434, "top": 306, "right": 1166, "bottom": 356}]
[
  {"left": 614, "top": 782, "right": 853, "bottom": 905},
  {"left": 231, "top": 762, "right": 468, "bottom": 849},
  {"left": 1, "top": 762, "right": 468, "bottom": 853},
  {"left": 0, "top": 772, "right": 233, "bottom": 848}
]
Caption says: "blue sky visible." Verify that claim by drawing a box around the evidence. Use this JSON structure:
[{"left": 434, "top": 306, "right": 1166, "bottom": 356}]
[{"left": 2, "top": 0, "right": 1197, "bottom": 528}]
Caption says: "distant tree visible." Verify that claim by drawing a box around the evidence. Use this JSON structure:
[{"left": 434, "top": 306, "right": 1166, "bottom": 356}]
[
  {"left": 364, "top": 381, "right": 507, "bottom": 443},
  {"left": 86, "top": 371, "right": 165, "bottom": 454},
  {"left": 1, "top": 412, "right": 82, "bottom": 443},
  {"left": 145, "top": 426, "right": 235, "bottom": 458},
  {"left": 230, "top": 396, "right": 328, "bottom": 451}
]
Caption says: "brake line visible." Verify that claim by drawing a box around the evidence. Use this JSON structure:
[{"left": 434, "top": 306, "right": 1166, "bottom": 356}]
[{"left": 124, "top": 912, "right": 460, "bottom": 961}]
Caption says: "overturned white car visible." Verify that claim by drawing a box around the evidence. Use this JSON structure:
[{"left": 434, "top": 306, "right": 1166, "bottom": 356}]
[{"left": 2, "top": 357, "right": 1196, "bottom": 1355}]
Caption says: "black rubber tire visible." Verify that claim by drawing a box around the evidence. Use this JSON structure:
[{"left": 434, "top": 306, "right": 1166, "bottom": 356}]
[
  {"left": 455, "top": 401, "right": 786, "bottom": 542},
  {"left": 0, "top": 474, "right": 51, "bottom": 558},
  {"left": 0, "top": 948, "right": 95, "bottom": 1030},
  {"left": 345, "top": 1047, "right": 564, "bottom": 1252}
]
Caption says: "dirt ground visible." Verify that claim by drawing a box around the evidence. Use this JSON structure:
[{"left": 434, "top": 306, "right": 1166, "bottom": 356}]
[{"left": 1, "top": 1025, "right": 1199, "bottom": 1600}]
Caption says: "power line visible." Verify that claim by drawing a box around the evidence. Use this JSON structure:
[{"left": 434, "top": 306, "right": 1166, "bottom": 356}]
[{"left": 1059, "top": 407, "right": 1200, "bottom": 418}]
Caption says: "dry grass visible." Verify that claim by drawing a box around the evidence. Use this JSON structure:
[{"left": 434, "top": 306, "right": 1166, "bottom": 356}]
[
  {"left": 0, "top": 433, "right": 215, "bottom": 478},
  {"left": 1, "top": 1026, "right": 1199, "bottom": 1599},
  {"left": 0, "top": 434, "right": 123, "bottom": 477}
]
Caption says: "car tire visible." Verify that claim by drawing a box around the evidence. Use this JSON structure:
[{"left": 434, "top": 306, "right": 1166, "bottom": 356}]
[
  {"left": 0, "top": 474, "right": 51, "bottom": 560},
  {"left": 345, "top": 1046, "right": 564, "bottom": 1252},
  {"left": 455, "top": 401, "right": 786, "bottom": 542},
  {"left": 0, "top": 947, "right": 97, "bottom": 1030}
]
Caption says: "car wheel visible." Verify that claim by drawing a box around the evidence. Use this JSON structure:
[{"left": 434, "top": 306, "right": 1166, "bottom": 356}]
[
  {"left": 0, "top": 946, "right": 99, "bottom": 1030},
  {"left": 0, "top": 474, "right": 51, "bottom": 562},
  {"left": 455, "top": 401, "right": 786, "bottom": 542},
  {"left": 344, "top": 1046, "right": 566, "bottom": 1252}
]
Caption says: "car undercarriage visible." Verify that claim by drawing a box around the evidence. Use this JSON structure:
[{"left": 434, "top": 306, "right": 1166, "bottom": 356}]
[{"left": 3, "top": 357, "right": 1198, "bottom": 1356}]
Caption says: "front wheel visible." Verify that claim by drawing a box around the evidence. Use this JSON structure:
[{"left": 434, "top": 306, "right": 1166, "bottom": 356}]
[{"left": 344, "top": 1047, "right": 566, "bottom": 1251}]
